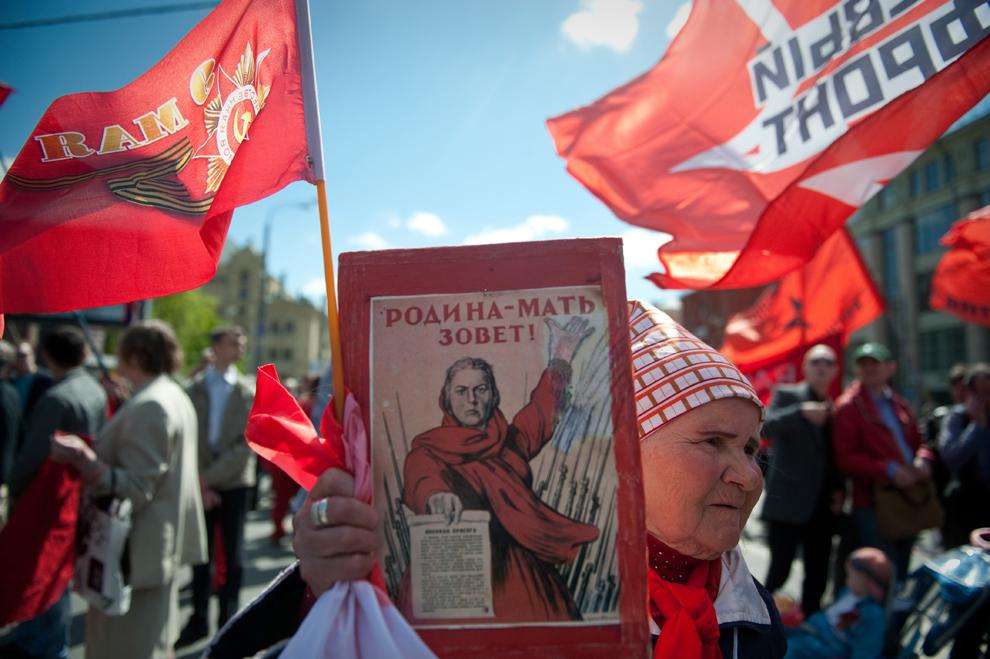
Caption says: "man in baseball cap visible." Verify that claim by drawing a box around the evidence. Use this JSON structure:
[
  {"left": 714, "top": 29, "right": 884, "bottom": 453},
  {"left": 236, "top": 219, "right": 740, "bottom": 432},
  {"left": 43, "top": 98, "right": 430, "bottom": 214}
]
[{"left": 833, "top": 342, "right": 935, "bottom": 582}]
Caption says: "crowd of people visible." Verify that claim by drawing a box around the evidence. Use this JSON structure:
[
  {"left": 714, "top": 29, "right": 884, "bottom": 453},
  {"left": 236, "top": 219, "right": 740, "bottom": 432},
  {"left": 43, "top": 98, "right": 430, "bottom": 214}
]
[
  {"left": 0, "top": 322, "right": 317, "bottom": 658},
  {"left": 760, "top": 341, "right": 990, "bottom": 658},
  {"left": 0, "top": 310, "right": 987, "bottom": 658}
]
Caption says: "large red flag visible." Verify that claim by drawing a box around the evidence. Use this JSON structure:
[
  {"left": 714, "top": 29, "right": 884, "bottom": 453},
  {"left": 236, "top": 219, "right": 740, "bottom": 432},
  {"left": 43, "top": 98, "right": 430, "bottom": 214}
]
[
  {"left": 720, "top": 228, "right": 884, "bottom": 368},
  {"left": 0, "top": 0, "right": 313, "bottom": 313},
  {"left": 548, "top": 0, "right": 990, "bottom": 290},
  {"left": 930, "top": 204, "right": 990, "bottom": 326}
]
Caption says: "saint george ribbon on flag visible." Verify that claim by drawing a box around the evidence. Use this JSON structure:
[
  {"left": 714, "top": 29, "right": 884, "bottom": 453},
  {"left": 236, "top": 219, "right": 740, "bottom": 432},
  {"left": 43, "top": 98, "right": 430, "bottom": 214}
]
[
  {"left": 930, "top": 204, "right": 990, "bottom": 326},
  {"left": 548, "top": 0, "right": 990, "bottom": 290},
  {"left": 720, "top": 228, "right": 883, "bottom": 384},
  {"left": 0, "top": 0, "right": 312, "bottom": 313}
]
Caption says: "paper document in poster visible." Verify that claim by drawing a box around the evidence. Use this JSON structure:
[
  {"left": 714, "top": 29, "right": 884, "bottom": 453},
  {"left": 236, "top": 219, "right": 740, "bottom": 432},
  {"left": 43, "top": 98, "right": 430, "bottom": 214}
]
[{"left": 408, "top": 511, "right": 494, "bottom": 619}]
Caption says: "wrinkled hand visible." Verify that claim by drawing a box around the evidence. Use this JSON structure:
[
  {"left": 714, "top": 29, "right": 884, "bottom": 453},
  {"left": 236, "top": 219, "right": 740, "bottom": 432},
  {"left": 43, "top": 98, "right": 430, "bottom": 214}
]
[
  {"left": 427, "top": 491, "right": 463, "bottom": 525},
  {"left": 800, "top": 401, "right": 831, "bottom": 427},
  {"left": 546, "top": 316, "right": 594, "bottom": 364},
  {"left": 294, "top": 468, "right": 380, "bottom": 596},
  {"left": 50, "top": 433, "right": 102, "bottom": 482},
  {"left": 890, "top": 463, "right": 917, "bottom": 489}
]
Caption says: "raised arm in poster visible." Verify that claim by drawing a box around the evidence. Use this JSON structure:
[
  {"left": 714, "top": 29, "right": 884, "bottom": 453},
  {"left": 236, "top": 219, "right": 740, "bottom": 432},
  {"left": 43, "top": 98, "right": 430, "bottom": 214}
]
[{"left": 339, "top": 238, "right": 646, "bottom": 657}]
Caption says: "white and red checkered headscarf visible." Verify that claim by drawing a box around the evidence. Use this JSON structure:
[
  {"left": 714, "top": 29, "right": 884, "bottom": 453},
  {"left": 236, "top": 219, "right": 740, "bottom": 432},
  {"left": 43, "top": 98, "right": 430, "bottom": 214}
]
[{"left": 628, "top": 300, "right": 763, "bottom": 439}]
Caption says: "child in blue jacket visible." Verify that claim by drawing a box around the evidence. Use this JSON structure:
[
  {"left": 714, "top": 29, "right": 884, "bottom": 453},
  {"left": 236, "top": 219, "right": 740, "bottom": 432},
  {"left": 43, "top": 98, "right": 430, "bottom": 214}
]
[{"left": 785, "top": 547, "right": 892, "bottom": 659}]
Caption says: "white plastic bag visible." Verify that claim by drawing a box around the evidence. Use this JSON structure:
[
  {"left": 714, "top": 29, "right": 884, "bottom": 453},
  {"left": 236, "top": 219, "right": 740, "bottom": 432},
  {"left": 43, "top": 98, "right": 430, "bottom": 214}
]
[{"left": 74, "top": 495, "right": 132, "bottom": 616}]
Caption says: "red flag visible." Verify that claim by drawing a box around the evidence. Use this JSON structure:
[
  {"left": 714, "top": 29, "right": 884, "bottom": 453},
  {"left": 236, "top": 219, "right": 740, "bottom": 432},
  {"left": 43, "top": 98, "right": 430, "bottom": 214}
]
[
  {"left": 930, "top": 204, "right": 990, "bottom": 326},
  {"left": 548, "top": 1, "right": 990, "bottom": 290},
  {"left": 0, "top": 459, "right": 82, "bottom": 625},
  {"left": 720, "top": 228, "right": 884, "bottom": 368},
  {"left": 0, "top": 82, "right": 11, "bottom": 107},
  {"left": 0, "top": 0, "right": 313, "bottom": 313}
]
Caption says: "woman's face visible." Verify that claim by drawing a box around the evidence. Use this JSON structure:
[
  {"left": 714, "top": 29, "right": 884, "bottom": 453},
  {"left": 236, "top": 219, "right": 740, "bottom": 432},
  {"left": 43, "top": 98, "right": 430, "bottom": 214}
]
[
  {"left": 448, "top": 368, "right": 493, "bottom": 428},
  {"left": 640, "top": 397, "right": 763, "bottom": 560}
]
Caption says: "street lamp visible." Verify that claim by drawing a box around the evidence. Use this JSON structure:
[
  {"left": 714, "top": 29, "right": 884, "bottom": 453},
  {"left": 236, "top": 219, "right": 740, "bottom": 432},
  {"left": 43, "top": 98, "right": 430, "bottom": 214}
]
[{"left": 254, "top": 200, "right": 316, "bottom": 368}]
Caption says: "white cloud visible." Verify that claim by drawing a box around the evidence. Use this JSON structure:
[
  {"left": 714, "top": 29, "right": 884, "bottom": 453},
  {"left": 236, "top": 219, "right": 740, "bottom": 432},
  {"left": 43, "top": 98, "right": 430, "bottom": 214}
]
[
  {"left": 406, "top": 211, "right": 447, "bottom": 237},
  {"left": 463, "top": 214, "right": 570, "bottom": 245},
  {"left": 562, "top": 0, "right": 643, "bottom": 52},
  {"left": 300, "top": 277, "right": 327, "bottom": 299},
  {"left": 665, "top": 2, "right": 691, "bottom": 40},
  {"left": 352, "top": 231, "right": 389, "bottom": 250},
  {"left": 620, "top": 227, "right": 671, "bottom": 269}
]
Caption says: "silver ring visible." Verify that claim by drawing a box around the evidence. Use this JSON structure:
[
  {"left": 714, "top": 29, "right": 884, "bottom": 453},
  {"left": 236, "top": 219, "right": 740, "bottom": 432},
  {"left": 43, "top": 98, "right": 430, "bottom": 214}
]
[{"left": 310, "top": 498, "right": 330, "bottom": 528}]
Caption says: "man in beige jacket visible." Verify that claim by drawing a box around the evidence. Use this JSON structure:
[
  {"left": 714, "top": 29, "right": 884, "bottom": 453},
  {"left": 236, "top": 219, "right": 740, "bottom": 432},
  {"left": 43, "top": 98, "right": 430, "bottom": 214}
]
[
  {"left": 50, "top": 320, "right": 207, "bottom": 658},
  {"left": 178, "top": 326, "right": 255, "bottom": 645}
]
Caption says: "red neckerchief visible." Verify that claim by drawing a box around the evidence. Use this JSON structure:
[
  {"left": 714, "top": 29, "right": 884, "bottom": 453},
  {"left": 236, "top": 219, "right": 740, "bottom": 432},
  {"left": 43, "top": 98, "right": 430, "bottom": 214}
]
[{"left": 647, "top": 534, "right": 722, "bottom": 659}]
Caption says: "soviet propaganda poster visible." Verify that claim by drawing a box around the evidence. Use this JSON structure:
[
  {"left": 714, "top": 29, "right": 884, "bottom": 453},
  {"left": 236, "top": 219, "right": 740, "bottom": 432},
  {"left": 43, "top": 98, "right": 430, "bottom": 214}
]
[
  {"left": 370, "top": 285, "right": 620, "bottom": 628},
  {"left": 339, "top": 238, "right": 646, "bottom": 655}
]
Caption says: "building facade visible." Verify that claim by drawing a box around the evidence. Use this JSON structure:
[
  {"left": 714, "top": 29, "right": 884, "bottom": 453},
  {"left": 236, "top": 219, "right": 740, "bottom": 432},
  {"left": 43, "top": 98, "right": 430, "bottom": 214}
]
[
  {"left": 849, "top": 113, "right": 990, "bottom": 404},
  {"left": 202, "top": 245, "right": 330, "bottom": 380}
]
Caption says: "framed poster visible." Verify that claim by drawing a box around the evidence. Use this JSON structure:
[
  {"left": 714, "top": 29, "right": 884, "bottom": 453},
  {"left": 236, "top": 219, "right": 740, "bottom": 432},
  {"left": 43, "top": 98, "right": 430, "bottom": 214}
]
[{"left": 339, "top": 238, "right": 646, "bottom": 657}]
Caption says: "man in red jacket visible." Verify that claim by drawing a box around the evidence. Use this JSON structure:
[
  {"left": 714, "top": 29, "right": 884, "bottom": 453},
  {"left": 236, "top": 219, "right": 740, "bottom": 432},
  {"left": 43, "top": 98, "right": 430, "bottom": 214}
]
[{"left": 833, "top": 343, "right": 934, "bottom": 581}]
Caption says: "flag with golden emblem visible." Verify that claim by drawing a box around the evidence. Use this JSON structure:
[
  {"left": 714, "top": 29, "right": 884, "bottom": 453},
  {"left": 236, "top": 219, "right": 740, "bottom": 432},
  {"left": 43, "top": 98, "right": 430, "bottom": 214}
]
[{"left": 0, "top": 0, "right": 313, "bottom": 313}]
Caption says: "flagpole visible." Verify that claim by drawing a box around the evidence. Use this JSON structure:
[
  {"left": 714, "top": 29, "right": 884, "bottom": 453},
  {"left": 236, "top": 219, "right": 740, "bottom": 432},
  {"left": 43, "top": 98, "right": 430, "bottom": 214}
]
[{"left": 296, "top": 0, "right": 345, "bottom": 420}]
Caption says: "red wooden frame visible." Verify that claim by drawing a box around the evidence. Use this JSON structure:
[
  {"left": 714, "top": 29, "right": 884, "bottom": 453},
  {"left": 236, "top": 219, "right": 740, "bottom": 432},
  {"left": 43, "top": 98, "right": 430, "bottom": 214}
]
[{"left": 339, "top": 237, "right": 646, "bottom": 657}]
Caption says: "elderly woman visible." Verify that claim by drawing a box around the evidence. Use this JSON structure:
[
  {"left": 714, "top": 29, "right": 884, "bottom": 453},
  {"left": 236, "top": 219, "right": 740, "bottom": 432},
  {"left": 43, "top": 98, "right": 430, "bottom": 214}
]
[
  {"left": 628, "top": 301, "right": 785, "bottom": 657},
  {"left": 51, "top": 320, "right": 207, "bottom": 659},
  {"left": 209, "top": 302, "right": 785, "bottom": 657}
]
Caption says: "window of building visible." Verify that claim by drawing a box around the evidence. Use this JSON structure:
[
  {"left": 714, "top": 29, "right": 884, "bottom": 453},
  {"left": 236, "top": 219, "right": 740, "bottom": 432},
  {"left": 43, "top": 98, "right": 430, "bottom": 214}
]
[
  {"left": 909, "top": 169, "right": 920, "bottom": 197},
  {"left": 915, "top": 202, "right": 958, "bottom": 255},
  {"left": 943, "top": 153, "right": 955, "bottom": 184},
  {"left": 283, "top": 348, "right": 293, "bottom": 360},
  {"left": 877, "top": 183, "right": 896, "bottom": 211},
  {"left": 919, "top": 327, "right": 966, "bottom": 373},
  {"left": 923, "top": 161, "right": 939, "bottom": 192},
  {"left": 269, "top": 348, "right": 278, "bottom": 360},
  {"left": 238, "top": 287, "right": 248, "bottom": 301},
  {"left": 270, "top": 320, "right": 279, "bottom": 334},
  {"left": 881, "top": 228, "right": 899, "bottom": 301},
  {"left": 239, "top": 270, "right": 250, "bottom": 284},
  {"left": 975, "top": 138, "right": 989, "bottom": 171},
  {"left": 286, "top": 320, "right": 295, "bottom": 333}
]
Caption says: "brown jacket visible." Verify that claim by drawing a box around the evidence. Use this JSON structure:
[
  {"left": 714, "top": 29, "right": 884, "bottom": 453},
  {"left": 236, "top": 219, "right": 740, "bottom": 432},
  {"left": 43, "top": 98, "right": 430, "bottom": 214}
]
[{"left": 186, "top": 370, "right": 256, "bottom": 491}]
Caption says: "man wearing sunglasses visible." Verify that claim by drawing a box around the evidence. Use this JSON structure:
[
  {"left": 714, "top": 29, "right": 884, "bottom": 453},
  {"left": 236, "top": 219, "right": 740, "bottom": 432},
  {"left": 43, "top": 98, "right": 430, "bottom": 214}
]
[{"left": 762, "top": 343, "right": 843, "bottom": 617}]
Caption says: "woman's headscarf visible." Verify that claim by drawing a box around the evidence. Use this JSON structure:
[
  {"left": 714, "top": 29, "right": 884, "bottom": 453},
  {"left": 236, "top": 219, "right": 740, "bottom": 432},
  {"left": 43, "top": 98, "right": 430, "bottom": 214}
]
[
  {"left": 627, "top": 300, "right": 763, "bottom": 659},
  {"left": 628, "top": 300, "right": 763, "bottom": 438}
]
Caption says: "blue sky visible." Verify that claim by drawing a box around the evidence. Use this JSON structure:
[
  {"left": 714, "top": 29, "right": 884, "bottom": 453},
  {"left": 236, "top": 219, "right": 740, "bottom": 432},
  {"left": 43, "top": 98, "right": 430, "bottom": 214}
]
[{"left": 0, "top": 0, "right": 693, "bottom": 308}]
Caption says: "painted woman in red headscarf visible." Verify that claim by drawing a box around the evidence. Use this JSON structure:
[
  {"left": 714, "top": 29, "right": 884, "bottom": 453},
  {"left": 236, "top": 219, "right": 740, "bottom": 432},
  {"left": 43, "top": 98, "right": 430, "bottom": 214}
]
[{"left": 399, "top": 316, "right": 599, "bottom": 623}]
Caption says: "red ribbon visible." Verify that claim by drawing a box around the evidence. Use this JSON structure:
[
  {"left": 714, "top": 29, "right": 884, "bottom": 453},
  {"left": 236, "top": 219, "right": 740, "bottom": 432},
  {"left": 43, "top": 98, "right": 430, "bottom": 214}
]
[{"left": 244, "top": 364, "right": 386, "bottom": 592}]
